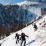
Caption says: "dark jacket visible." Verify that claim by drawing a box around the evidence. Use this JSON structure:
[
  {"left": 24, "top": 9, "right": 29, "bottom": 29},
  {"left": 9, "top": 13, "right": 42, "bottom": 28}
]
[
  {"left": 15, "top": 33, "right": 20, "bottom": 39},
  {"left": 21, "top": 33, "right": 28, "bottom": 40}
]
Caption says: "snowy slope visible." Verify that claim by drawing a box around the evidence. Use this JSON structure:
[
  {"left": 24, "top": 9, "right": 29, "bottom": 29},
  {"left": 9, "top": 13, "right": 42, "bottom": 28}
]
[{"left": 1, "top": 15, "right": 46, "bottom": 46}]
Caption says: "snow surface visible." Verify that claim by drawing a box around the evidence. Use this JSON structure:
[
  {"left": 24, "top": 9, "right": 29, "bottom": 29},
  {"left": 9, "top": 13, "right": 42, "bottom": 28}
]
[{"left": 0, "top": 15, "right": 46, "bottom": 46}]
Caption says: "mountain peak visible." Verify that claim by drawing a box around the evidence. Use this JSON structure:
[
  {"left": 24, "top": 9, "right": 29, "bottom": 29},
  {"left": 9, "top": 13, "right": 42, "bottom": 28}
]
[{"left": 25, "top": 0, "right": 46, "bottom": 2}]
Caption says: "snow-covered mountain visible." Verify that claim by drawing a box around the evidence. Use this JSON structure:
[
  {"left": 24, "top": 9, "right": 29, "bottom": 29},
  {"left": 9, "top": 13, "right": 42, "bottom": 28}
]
[
  {"left": 0, "top": 2, "right": 37, "bottom": 27},
  {"left": 0, "top": 0, "right": 46, "bottom": 46},
  {"left": 0, "top": 0, "right": 46, "bottom": 36},
  {"left": 0, "top": 0, "right": 46, "bottom": 27}
]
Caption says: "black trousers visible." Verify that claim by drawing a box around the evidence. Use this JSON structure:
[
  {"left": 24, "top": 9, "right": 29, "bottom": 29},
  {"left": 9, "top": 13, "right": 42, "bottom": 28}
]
[
  {"left": 21, "top": 39, "right": 26, "bottom": 46},
  {"left": 16, "top": 38, "right": 19, "bottom": 44}
]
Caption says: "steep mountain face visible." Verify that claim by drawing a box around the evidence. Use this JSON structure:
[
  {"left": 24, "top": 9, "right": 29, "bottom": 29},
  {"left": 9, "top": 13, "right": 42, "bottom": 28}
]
[
  {"left": 0, "top": 3, "right": 37, "bottom": 27},
  {"left": 17, "top": 0, "right": 46, "bottom": 15},
  {"left": 0, "top": 0, "right": 46, "bottom": 33}
]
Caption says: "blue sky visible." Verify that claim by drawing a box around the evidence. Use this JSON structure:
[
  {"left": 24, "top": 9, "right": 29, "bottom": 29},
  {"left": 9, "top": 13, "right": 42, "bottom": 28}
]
[{"left": 0, "top": 0, "right": 24, "bottom": 4}]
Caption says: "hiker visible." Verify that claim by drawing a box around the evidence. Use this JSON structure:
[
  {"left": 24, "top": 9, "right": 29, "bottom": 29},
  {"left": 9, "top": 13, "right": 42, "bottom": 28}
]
[
  {"left": 15, "top": 33, "right": 21, "bottom": 44},
  {"left": 20, "top": 32, "right": 28, "bottom": 46},
  {"left": 34, "top": 23, "right": 38, "bottom": 31},
  {"left": 0, "top": 44, "right": 1, "bottom": 46}
]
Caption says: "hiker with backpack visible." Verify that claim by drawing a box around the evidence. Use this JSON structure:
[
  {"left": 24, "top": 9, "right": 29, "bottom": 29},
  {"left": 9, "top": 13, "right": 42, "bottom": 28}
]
[
  {"left": 15, "top": 33, "right": 21, "bottom": 44},
  {"left": 34, "top": 23, "right": 38, "bottom": 31},
  {"left": 20, "top": 32, "right": 29, "bottom": 46}
]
